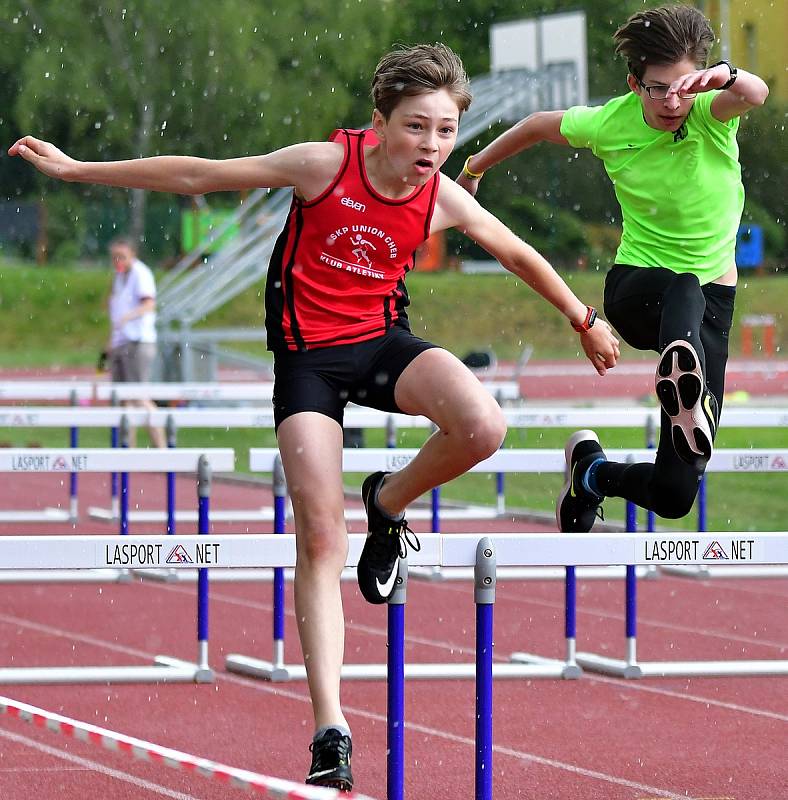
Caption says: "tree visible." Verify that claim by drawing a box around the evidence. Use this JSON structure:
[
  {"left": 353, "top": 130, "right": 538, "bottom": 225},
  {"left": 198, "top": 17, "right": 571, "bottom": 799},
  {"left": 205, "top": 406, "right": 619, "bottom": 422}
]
[{"left": 8, "top": 0, "right": 396, "bottom": 251}]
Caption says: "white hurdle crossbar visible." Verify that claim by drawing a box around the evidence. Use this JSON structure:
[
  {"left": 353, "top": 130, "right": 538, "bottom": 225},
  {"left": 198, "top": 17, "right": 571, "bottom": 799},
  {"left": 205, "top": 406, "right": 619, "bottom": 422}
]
[
  {"left": 0, "top": 532, "right": 783, "bottom": 570},
  {"left": 250, "top": 446, "right": 788, "bottom": 475},
  {"left": 0, "top": 449, "right": 233, "bottom": 685}
]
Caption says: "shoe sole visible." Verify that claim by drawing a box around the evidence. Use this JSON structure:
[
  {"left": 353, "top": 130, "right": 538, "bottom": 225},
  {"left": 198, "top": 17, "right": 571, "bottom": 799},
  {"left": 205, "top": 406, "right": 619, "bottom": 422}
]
[
  {"left": 655, "top": 341, "right": 714, "bottom": 465},
  {"left": 307, "top": 778, "right": 353, "bottom": 792},
  {"left": 556, "top": 429, "right": 600, "bottom": 532}
]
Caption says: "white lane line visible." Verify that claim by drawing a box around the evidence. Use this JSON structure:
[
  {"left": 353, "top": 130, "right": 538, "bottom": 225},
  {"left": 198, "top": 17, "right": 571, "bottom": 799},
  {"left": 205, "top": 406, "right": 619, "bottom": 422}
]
[
  {"left": 485, "top": 584, "right": 788, "bottom": 650},
  {"left": 0, "top": 727, "right": 203, "bottom": 800},
  {"left": 0, "top": 766, "right": 89, "bottom": 773},
  {"left": 5, "top": 584, "right": 785, "bottom": 726}
]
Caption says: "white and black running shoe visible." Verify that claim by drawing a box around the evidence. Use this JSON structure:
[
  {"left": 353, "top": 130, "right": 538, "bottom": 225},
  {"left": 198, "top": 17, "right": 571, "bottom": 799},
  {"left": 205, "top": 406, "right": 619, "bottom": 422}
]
[
  {"left": 357, "top": 471, "right": 419, "bottom": 604},
  {"left": 556, "top": 430, "right": 606, "bottom": 533},
  {"left": 305, "top": 728, "right": 353, "bottom": 791},
  {"left": 655, "top": 340, "right": 718, "bottom": 467}
]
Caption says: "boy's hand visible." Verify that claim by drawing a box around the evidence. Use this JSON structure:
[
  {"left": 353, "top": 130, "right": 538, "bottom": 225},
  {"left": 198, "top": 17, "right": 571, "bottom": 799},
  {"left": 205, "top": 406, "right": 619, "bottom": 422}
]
[
  {"left": 8, "top": 136, "right": 77, "bottom": 181},
  {"left": 578, "top": 319, "right": 620, "bottom": 376},
  {"left": 668, "top": 63, "right": 734, "bottom": 98}
]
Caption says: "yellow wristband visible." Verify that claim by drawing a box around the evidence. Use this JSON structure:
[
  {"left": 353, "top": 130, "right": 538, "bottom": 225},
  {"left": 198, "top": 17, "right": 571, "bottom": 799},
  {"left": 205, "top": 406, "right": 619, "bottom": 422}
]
[{"left": 462, "top": 155, "right": 485, "bottom": 180}]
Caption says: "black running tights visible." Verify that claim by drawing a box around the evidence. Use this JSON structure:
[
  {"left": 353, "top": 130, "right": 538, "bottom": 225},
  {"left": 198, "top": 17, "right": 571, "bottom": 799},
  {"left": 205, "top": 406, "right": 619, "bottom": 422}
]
[{"left": 595, "top": 265, "right": 736, "bottom": 519}]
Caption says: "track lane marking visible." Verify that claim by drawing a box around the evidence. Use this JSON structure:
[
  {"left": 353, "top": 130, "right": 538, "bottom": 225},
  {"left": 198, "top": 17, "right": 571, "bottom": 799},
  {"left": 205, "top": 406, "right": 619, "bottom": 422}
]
[{"left": 0, "top": 727, "right": 203, "bottom": 799}]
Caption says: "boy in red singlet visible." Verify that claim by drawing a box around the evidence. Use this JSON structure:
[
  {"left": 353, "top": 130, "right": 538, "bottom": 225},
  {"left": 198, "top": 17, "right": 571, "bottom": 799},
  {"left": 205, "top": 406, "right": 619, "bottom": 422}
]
[{"left": 10, "top": 43, "right": 619, "bottom": 792}]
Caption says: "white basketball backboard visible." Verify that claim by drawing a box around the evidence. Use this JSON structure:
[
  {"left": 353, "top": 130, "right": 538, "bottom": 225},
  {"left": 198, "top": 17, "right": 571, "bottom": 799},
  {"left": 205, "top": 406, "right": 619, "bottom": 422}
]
[{"left": 490, "top": 11, "right": 588, "bottom": 106}]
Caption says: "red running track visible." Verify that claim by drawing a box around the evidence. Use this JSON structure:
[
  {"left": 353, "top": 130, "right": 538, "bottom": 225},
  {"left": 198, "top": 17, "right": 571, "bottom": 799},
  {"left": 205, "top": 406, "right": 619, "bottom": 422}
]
[{"left": 1, "top": 472, "right": 786, "bottom": 799}]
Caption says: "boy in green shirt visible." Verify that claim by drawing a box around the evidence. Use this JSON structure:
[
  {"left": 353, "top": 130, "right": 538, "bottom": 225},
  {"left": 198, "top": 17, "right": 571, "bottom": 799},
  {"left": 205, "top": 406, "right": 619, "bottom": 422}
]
[{"left": 459, "top": 4, "right": 769, "bottom": 530}]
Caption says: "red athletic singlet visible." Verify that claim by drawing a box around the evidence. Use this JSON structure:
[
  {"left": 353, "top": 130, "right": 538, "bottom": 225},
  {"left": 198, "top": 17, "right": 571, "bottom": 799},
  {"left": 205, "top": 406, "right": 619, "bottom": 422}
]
[{"left": 265, "top": 129, "right": 441, "bottom": 352}]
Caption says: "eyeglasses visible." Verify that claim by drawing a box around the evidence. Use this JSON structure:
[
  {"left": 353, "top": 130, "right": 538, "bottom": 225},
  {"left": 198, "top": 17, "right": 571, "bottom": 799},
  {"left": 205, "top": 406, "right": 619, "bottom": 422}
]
[{"left": 635, "top": 77, "right": 696, "bottom": 101}]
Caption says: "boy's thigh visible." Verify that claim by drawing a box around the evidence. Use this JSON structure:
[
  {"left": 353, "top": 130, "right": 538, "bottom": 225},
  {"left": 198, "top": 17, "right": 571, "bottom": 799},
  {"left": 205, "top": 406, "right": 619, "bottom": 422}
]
[
  {"left": 392, "top": 346, "right": 500, "bottom": 426},
  {"left": 276, "top": 411, "right": 347, "bottom": 527},
  {"left": 350, "top": 327, "right": 439, "bottom": 414},
  {"left": 603, "top": 264, "right": 677, "bottom": 351}
]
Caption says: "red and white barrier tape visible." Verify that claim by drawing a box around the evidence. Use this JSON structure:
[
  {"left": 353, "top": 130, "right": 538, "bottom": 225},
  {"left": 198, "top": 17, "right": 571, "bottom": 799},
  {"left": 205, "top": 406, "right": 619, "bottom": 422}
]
[{"left": 0, "top": 695, "right": 375, "bottom": 800}]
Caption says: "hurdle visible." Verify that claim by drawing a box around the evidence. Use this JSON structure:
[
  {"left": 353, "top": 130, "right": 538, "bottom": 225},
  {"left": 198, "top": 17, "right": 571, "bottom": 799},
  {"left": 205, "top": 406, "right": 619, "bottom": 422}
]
[
  {"left": 0, "top": 445, "right": 233, "bottom": 584},
  {"left": 1, "top": 532, "right": 785, "bottom": 800},
  {"left": 233, "top": 446, "right": 788, "bottom": 683},
  {"left": 577, "top": 501, "right": 788, "bottom": 679},
  {"left": 0, "top": 453, "right": 230, "bottom": 684}
]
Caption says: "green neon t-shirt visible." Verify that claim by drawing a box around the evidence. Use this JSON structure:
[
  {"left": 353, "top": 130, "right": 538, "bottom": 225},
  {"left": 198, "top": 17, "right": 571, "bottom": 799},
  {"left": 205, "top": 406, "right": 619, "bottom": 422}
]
[{"left": 560, "top": 91, "right": 743, "bottom": 283}]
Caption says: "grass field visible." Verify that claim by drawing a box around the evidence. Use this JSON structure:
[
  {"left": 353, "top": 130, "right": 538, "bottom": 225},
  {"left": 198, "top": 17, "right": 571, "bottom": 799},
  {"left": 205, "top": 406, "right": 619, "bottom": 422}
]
[{"left": 1, "top": 259, "right": 785, "bottom": 365}]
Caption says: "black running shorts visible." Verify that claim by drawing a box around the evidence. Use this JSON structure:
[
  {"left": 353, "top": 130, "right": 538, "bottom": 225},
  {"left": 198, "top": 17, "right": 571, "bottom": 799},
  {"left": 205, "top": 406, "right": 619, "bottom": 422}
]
[{"left": 272, "top": 326, "right": 439, "bottom": 430}]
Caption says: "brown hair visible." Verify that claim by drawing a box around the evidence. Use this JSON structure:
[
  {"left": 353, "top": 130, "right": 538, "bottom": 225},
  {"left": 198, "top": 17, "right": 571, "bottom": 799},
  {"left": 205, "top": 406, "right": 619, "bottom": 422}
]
[
  {"left": 109, "top": 236, "right": 138, "bottom": 254},
  {"left": 613, "top": 4, "right": 714, "bottom": 80},
  {"left": 371, "top": 43, "right": 472, "bottom": 119}
]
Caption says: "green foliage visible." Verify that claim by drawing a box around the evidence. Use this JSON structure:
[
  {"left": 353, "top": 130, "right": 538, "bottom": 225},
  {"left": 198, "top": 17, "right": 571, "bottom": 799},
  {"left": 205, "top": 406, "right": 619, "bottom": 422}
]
[
  {"left": 3, "top": 0, "right": 398, "bottom": 256},
  {"left": 738, "top": 101, "right": 788, "bottom": 259}
]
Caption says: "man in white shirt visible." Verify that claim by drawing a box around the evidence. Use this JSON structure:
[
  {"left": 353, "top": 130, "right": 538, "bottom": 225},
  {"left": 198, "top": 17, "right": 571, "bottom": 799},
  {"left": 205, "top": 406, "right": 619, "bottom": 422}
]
[{"left": 107, "top": 237, "right": 165, "bottom": 447}]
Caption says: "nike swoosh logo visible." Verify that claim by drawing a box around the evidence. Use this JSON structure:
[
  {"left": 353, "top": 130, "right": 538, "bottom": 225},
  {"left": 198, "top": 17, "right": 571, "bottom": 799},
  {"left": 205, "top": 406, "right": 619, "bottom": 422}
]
[
  {"left": 703, "top": 393, "right": 715, "bottom": 430},
  {"left": 569, "top": 462, "right": 577, "bottom": 498},
  {"left": 309, "top": 769, "right": 339, "bottom": 779},
  {"left": 375, "top": 556, "right": 400, "bottom": 597}
]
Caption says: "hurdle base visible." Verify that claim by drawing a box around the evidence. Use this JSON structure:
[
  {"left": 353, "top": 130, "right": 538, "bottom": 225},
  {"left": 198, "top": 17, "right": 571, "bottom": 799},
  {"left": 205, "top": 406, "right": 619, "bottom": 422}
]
[
  {"left": 138, "top": 567, "right": 357, "bottom": 583},
  {"left": 509, "top": 652, "right": 582, "bottom": 679},
  {"left": 0, "top": 568, "right": 132, "bottom": 585},
  {"left": 226, "top": 654, "right": 572, "bottom": 682},
  {"left": 88, "top": 505, "right": 497, "bottom": 524},
  {"left": 408, "top": 565, "right": 659, "bottom": 582},
  {"left": 0, "top": 655, "right": 213, "bottom": 685},
  {"left": 0, "top": 508, "right": 72, "bottom": 523},
  {"left": 88, "top": 506, "right": 276, "bottom": 523},
  {"left": 575, "top": 652, "right": 788, "bottom": 678}
]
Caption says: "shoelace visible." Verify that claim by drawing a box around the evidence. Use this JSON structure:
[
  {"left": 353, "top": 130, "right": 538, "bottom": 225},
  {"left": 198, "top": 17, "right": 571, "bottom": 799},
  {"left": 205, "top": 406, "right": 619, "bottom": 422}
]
[
  {"left": 369, "top": 517, "right": 421, "bottom": 561},
  {"left": 394, "top": 519, "right": 421, "bottom": 559},
  {"left": 309, "top": 733, "right": 351, "bottom": 768}
]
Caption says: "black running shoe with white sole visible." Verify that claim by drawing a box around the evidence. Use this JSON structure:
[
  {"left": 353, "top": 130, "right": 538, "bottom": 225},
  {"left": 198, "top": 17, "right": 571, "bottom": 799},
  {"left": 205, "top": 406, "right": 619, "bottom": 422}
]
[
  {"left": 305, "top": 728, "right": 353, "bottom": 791},
  {"left": 556, "top": 430, "right": 606, "bottom": 533},
  {"left": 655, "top": 340, "right": 718, "bottom": 467},
  {"left": 357, "top": 471, "right": 420, "bottom": 604}
]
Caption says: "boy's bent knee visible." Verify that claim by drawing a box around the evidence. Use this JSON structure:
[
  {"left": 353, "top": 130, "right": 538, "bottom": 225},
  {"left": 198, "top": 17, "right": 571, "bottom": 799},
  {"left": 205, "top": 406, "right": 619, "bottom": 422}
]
[
  {"left": 651, "top": 485, "right": 699, "bottom": 519},
  {"left": 296, "top": 524, "right": 349, "bottom": 569},
  {"left": 460, "top": 408, "right": 506, "bottom": 462}
]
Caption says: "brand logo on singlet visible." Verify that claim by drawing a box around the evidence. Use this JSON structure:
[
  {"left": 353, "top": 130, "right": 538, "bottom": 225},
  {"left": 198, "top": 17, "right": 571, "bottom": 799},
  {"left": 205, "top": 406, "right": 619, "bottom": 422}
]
[{"left": 340, "top": 196, "right": 366, "bottom": 213}]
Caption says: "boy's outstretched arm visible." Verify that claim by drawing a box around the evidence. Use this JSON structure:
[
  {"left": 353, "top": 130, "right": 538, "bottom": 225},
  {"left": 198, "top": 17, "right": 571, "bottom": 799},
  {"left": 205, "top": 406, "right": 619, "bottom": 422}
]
[
  {"left": 7, "top": 136, "right": 342, "bottom": 198},
  {"left": 433, "top": 179, "right": 620, "bottom": 376},
  {"left": 456, "top": 110, "right": 568, "bottom": 196}
]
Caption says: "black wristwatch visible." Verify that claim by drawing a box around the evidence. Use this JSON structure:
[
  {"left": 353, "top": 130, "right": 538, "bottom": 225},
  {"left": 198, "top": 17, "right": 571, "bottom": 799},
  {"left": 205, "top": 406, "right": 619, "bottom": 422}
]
[
  {"left": 710, "top": 60, "right": 737, "bottom": 90},
  {"left": 571, "top": 305, "right": 597, "bottom": 333}
]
